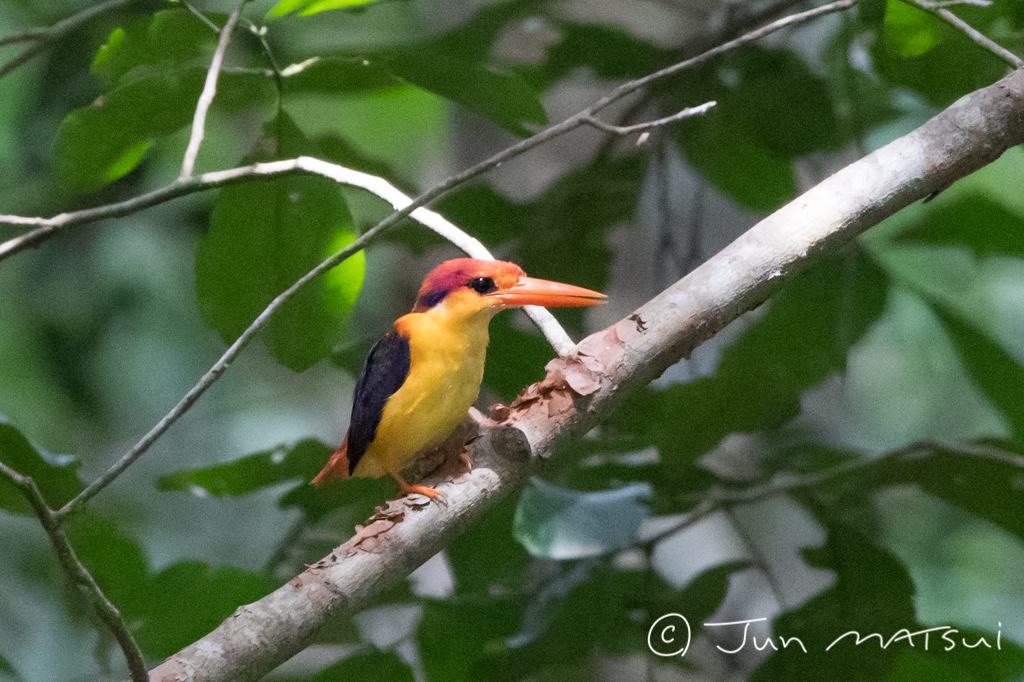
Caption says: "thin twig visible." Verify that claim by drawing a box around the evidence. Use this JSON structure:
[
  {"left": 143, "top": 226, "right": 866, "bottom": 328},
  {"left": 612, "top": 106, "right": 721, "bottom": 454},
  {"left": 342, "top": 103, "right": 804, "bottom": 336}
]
[
  {"left": 642, "top": 440, "right": 1024, "bottom": 547},
  {"left": 180, "top": 1, "right": 249, "bottom": 179},
  {"left": 181, "top": 1, "right": 222, "bottom": 33},
  {"left": 583, "top": 101, "right": 717, "bottom": 136},
  {"left": 34, "top": 0, "right": 861, "bottom": 515},
  {"left": 0, "top": 0, "right": 135, "bottom": 79},
  {"left": 0, "top": 461, "right": 147, "bottom": 682},
  {"left": 898, "top": 0, "right": 1023, "bottom": 68}
]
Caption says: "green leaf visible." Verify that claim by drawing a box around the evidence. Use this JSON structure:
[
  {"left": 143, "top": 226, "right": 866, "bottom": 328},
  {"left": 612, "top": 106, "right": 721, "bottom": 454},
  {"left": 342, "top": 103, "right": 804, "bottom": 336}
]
[
  {"left": 895, "top": 196, "right": 1024, "bottom": 259},
  {"left": 268, "top": 0, "right": 384, "bottom": 19},
  {"left": 447, "top": 496, "right": 530, "bottom": 595},
  {"left": 878, "top": 444, "right": 1024, "bottom": 544},
  {"left": 752, "top": 526, "right": 1024, "bottom": 681},
  {"left": 731, "top": 47, "right": 843, "bottom": 157},
  {"left": 195, "top": 113, "right": 365, "bottom": 371},
  {"left": 543, "top": 22, "right": 666, "bottom": 83},
  {"left": 386, "top": 50, "right": 546, "bottom": 137},
  {"left": 419, "top": 595, "right": 526, "bottom": 682},
  {"left": 0, "top": 416, "right": 83, "bottom": 514},
  {"left": 651, "top": 248, "right": 889, "bottom": 473},
  {"left": 885, "top": 0, "right": 940, "bottom": 58},
  {"left": 873, "top": 0, "right": 1009, "bottom": 106},
  {"left": 65, "top": 511, "right": 150, "bottom": 618},
  {"left": 157, "top": 438, "right": 389, "bottom": 524},
  {"left": 134, "top": 560, "right": 271, "bottom": 659},
  {"left": 156, "top": 439, "right": 333, "bottom": 498},
  {"left": 513, "top": 477, "right": 651, "bottom": 559},
  {"left": 478, "top": 561, "right": 745, "bottom": 679},
  {"left": 675, "top": 47, "right": 842, "bottom": 210},
  {"left": 935, "top": 310, "right": 1024, "bottom": 448},
  {"left": 54, "top": 9, "right": 271, "bottom": 191}
]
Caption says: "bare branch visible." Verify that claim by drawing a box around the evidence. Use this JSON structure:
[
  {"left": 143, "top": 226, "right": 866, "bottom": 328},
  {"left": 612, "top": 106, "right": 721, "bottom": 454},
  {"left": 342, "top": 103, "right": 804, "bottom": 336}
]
[
  {"left": 642, "top": 440, "right": 1024, "bottom": 546},
  {"left": 898, "top": 0, "right": 1023, "bottom": 68},
  {"left": 149, "top": 67, "right": 1024, "bottom": 681},
  {"left": 583, "top": 101, "right": 717, "bottom": 136},
  {"left": 15, "top": 0, "right": 862, "bottom": 516},
  {"left": 0, "top": 0, "right": 135, "bottom": 79},
  {"left": 180, "top": 1, "right": 248, "bottom": 179},
  {"left": 180, "top": 1, "right": 222, "bottom": 33},
  {"left": 0, "top": 461, "right": 147, "bottom": 682}
]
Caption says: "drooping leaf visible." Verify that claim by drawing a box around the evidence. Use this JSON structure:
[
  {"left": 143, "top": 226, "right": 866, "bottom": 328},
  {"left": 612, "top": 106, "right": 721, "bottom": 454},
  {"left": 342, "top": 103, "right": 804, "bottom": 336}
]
[
  {"left": 386, "top": 50, "right": 547, "bottom": 137},
  {"left": 133, "top": 560, "right": 271, "bottom": 659},
  {"left": 54, "top": 9, "right": 271, "bottom": 191},
  {"left": 0, "top": 416, "right": 83, "bottom": 514},
  {"left": 513, "top": 477, "right": 651, "bottom": 559},
  {"left": 156, "top": 438, "right": 389, "bottom": 524},
  {"left": 935, "top": 309, "right": 1024, "bottom": 448},
  {"left": 878, "top": 443, "right": 1024, "bottom": 544},
  {"left": 156, "top": 439, "right": 333, "bottom": 498},
  {"left": 675, "top": 46, "right": 842, "bottom": 210},
  {"left": 543, "top": 21, "right": 666, "bottom": 84},
  {"left": 195, "top": 112, "right": 365, "bottom": 372}
]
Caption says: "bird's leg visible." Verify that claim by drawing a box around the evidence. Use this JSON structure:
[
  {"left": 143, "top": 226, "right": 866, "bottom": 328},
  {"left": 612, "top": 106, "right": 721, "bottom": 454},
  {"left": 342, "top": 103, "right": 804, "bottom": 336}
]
[
  {"left": 458, "top": 452, "right": 473, "bottom": 474},
  {"left": 390, "top": 471, "right": 447, "bottom": 500}
]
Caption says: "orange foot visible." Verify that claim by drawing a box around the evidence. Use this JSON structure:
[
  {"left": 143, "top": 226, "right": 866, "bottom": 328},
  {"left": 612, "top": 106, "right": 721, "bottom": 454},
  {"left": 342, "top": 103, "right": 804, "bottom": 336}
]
[
  {"left": 391, "top": 472, "right": 447, "bottom": 500},
  {"left": 459, "top": 452, "right": 473, "bottom": 474}
]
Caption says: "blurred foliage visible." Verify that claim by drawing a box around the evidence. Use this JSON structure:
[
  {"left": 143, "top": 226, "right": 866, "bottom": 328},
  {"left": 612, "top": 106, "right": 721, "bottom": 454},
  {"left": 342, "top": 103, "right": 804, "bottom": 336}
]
[{"left": 1, "top": 0, "right": 1024, "bottom": 681}]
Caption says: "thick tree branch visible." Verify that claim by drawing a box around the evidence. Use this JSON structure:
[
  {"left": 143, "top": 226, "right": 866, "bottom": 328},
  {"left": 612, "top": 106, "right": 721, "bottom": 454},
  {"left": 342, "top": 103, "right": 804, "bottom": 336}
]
[
  {"left": 147, "top": 65, "right": 1024, "bottom": 682},
  {"left": 0, "top": 461, "right": 147, "bottom": 682}
]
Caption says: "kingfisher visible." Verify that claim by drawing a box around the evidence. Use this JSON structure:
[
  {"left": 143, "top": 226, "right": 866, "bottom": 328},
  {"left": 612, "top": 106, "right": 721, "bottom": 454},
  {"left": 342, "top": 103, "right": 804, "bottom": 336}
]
[{"left": 312, "top": 258, "right": 606, "bottom": 498}]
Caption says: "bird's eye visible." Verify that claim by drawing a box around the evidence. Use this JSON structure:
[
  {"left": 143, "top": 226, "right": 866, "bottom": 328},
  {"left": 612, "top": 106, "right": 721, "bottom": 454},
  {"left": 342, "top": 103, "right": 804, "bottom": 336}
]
[{"left": 468, "top": 277, "right": 497, "bottom": 294}]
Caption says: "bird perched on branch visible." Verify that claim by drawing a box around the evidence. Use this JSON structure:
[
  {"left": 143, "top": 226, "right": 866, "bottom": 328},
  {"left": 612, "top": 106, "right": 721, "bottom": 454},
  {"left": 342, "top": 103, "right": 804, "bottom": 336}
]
[{"left": 312, "top": 258, "right": 606, "bottom": 498}]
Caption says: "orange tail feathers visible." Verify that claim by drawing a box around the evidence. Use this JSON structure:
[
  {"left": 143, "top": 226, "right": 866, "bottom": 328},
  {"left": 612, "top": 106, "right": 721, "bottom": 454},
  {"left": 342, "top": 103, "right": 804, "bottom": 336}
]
[{"left": 311, "top": 434, "right": 351, "bottom": 486}]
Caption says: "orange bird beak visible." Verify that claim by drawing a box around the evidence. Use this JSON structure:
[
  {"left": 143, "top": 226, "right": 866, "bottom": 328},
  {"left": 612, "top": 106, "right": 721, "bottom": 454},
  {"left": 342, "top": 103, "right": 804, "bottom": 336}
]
[{"left": 489, "top": 276, "right": 607, "bottom": 308}]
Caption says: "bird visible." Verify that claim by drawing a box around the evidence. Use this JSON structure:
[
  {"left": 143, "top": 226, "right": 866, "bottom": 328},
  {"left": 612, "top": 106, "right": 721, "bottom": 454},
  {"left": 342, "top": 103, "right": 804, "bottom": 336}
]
[{"left": 311, "top": 258, "right": 606, "bottom": 498}]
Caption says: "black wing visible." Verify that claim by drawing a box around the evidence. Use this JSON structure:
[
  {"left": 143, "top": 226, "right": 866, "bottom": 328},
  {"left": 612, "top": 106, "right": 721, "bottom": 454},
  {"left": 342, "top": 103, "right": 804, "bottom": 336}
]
[{"left": 345, "top": 330, "right": 412, "bottom": 475}]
